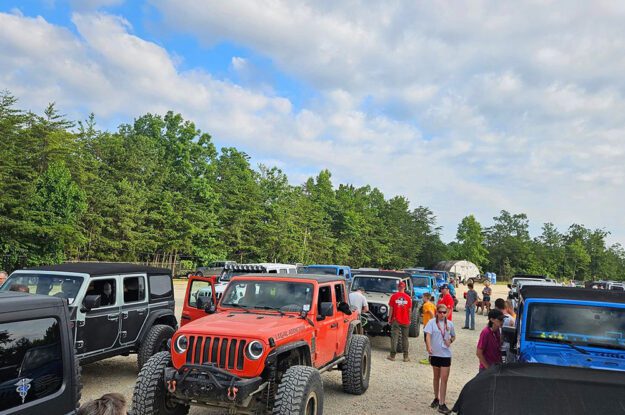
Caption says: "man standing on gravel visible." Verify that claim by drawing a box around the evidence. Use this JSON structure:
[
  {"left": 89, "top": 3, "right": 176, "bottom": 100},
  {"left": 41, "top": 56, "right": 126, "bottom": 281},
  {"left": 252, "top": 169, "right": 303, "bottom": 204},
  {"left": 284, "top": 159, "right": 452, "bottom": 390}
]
[
  {"left": 462, "top": 282, "right": 479, "bottom": 330},
  {"left": 387, "top": 281, "right": 412, "bottom": 362}
]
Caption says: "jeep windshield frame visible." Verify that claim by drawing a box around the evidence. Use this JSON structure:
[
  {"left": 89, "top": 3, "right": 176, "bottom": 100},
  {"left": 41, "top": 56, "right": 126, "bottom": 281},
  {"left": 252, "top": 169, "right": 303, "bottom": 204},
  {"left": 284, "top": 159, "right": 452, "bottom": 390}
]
[
  {"left": 220, "top": 279, "right": 314, "bottom": 314},
  {"left": 525, "top": 300, "right": 625, "bottom": 351},
  {"left": 411, "top": 276, "right": 430, "bottom": 288},
  {"left": 302, "top": 266, "right": 338, "bottom": 275},
  {"left": 351, "top": 276, "right": 400, "bottom": 293},
  {"left": 0, "top": 273, "right": 85, "bottom": 305}
]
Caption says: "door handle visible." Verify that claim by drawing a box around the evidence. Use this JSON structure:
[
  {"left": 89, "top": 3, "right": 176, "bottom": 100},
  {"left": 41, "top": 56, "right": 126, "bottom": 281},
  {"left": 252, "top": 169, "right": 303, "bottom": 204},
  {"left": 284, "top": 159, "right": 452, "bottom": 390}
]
[
  {"left": 137, "top": 308, "right": 147, "bottom": 315},
  {"left": 107, "top": 314, "right": 119, "bottom": 321},
  {"left": 122, "top": 311, "right": 129, "bottom": 319},
  {"left": 330, "top": 323, "right": 338, "bottom": 329}
]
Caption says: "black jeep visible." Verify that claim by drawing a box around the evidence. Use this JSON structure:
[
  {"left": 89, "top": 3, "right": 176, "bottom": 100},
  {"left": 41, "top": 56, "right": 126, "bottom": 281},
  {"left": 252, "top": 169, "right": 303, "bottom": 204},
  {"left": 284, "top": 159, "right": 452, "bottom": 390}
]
[
  {"left": 1, "top": 263, "right": 177, "bottom": 370},
  {"left": 0, "top": 291, "right": 81, "bottom": 415}
]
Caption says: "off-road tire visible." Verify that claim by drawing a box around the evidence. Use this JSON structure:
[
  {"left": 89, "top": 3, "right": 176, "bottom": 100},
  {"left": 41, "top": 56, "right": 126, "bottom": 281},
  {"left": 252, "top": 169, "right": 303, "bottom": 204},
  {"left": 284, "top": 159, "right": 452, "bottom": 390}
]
[
  {"left": 132, "top": 351, "right": 189, "bottom": 415},
  {"left": 341, "top": 334, "right": 371, "bottom": 395},
  {"left": 138, "top": 324, "right": 175, "bottom": 370},
  {"left": 273, "top": 365, "right": 323, "bottom": 415},
  {"left": 409, "top": 308, "right": 420, "bottom": 338}
]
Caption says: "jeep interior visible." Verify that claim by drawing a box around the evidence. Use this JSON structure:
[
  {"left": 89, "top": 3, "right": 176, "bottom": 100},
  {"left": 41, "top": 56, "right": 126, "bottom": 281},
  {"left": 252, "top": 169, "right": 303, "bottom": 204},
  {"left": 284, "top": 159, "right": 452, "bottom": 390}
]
[
  {"left": 85, "top": 279, "right": 116, "bottom": 307},
  {"left": 0, "top": 273, "right": 84, "bottom": 304}
]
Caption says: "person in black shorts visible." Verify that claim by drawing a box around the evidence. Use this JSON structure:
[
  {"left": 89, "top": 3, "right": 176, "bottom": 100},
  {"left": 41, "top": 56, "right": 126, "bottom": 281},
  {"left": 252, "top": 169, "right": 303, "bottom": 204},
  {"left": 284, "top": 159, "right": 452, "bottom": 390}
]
[{"left": 424, "top": 304, "right": 456, "bottom": 414}]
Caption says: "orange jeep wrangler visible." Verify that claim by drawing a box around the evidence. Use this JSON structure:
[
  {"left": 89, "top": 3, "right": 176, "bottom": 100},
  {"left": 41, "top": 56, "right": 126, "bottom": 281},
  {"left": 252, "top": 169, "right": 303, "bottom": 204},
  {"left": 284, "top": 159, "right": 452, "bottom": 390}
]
[{"left": 132, "top": 273, "right": 370, "bottom": 415}]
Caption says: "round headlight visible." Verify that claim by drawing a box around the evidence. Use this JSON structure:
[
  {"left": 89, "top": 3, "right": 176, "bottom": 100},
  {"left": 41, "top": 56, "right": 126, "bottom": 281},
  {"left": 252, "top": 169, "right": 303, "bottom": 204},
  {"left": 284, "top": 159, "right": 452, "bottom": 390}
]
[
  {"left": 174, "top": 335, "right": 188, "bottom": 354},
  {"left": 246, "top": 341, "right": 264, "bottom": 360},
  {"left": 379, "top": 305, "right": 388, "bottom": 313}
]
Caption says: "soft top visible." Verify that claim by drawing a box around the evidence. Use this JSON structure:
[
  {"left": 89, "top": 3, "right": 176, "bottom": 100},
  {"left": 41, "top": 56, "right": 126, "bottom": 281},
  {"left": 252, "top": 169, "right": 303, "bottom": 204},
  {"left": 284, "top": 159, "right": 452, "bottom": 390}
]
[
  {"left": 352, "top": 270, "right": 411, "bottom": 279},
  {"left": 20, "top": 262, "right": 170, "bottom": 276},
  {"left": 452, "top": 363, "right": 625, "bottom": 414},
  {"left": 0, "top": 291, "right": 65, "bottom": 312},
  {"left": 231, "top": 273, "right": 346, "bottom": 284},
  {"left": 521, "top": 285, "right": 625, "bottom": 305}
]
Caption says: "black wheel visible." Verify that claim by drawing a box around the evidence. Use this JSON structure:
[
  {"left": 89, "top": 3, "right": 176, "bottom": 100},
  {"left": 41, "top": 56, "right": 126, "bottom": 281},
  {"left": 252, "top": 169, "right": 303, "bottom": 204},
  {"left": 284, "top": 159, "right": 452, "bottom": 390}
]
[
  {"left": 138, "top": 324, "right": 175, "bottom": 370},
  {"left": 273, "top": 366, "right": 323, "bottom": 415},
  {"left": 409, "top": 308, "right": 420, "bottom": 338},
  {"left": 341, "top": 334, "right": 371, "bottom": 395},
  {"left": 132, "top": 351, "right": 189, "bottom": 415},
  {"left": 467, "top": 278, "right": 475, "bottom": 286}
]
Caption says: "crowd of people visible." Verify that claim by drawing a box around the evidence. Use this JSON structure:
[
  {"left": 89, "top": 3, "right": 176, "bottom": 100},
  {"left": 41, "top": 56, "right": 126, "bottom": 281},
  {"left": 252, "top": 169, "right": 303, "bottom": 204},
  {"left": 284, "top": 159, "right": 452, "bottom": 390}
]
[{"left": 378, "top": 280, "right": 515, "bottom": 414}]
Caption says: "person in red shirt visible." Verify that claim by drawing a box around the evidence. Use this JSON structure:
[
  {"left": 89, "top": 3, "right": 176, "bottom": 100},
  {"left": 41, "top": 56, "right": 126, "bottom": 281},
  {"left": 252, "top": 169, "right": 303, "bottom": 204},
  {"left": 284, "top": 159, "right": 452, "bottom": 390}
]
[
  {"left": 387, "top": 281, "right": 413, "bottom": 362},
  {"left": 437, "top": 284, "right": 454, "bottom": 321}
]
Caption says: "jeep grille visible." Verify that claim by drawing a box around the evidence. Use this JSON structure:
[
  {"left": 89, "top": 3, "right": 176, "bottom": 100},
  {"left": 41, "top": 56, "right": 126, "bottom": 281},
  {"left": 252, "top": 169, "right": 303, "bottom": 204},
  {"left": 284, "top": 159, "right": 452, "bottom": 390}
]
[
  {"left": 369, "top": 303, "right": 388, "bottom": 321},
  {"left": 185, "top": 336, "right": 247, "bottom": 370}
]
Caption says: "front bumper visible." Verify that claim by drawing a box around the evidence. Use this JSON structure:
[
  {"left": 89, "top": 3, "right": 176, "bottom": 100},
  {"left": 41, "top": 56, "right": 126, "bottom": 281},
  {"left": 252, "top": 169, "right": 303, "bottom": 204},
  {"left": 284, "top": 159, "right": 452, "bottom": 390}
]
[
  {"left": 361, "top": 313, "right": 391, "bottom": 336},
  {"left": 165, "top": 364, "right": 264, "bottom": 406}
]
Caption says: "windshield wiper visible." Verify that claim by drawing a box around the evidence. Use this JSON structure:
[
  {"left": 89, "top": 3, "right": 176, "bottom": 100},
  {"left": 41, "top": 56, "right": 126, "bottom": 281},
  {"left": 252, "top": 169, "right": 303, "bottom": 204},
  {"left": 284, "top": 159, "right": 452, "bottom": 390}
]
[
  {"left": 256, "top": 306, "right": 285, "bottom": 316},
  {"left": 539, "top": 338, "right": 589, "bottom": 355},
  {"left": 223, "top": 303, "right": 250, "bottom": 313}
]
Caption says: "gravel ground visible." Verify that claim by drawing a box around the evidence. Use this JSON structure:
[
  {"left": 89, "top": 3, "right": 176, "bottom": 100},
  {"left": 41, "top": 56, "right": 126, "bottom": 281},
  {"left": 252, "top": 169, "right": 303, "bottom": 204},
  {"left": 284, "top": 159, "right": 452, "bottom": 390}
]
[{"left": 82, "top": 282, "right": 509, "bottom": 414}]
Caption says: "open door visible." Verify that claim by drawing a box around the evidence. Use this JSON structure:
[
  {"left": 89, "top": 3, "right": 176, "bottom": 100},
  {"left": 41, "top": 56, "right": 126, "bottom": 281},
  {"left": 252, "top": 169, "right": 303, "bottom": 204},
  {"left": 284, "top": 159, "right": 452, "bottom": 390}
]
[{"left": 181, "top": 275, "right": 218, "bottom": 326}]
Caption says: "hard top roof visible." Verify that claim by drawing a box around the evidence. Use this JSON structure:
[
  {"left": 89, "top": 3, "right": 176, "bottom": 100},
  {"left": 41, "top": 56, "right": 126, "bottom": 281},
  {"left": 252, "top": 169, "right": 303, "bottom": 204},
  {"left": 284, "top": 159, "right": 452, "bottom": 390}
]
[
  {"left": 520, "top": 285, "right": 625, "bottom": 305},
  {"left": 306, "top": 264, "right": 348, "bottom": 268},
  {"left": 19, "top": 262, "right": 171, "bottom": 276},
  {"left": 352, "top": 270, "right": 412, "bottom": 278},
  {"left": 0, "top": 291, "right": 65, "bottom": 313},
  {"left": 231, "top": 273, "right": 346, "bottom": 283}
]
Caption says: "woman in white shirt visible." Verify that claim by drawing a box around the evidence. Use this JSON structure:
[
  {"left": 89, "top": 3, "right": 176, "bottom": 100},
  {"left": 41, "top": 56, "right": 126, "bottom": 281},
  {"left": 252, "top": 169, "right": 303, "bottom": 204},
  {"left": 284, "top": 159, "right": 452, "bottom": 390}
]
[{"left": 424, "top": 304, "right": 456, "bottom": 414}]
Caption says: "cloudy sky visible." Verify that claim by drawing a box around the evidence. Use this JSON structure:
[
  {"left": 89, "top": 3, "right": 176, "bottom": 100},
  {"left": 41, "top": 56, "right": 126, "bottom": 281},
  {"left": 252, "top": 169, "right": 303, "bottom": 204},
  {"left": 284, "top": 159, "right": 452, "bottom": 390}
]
[{"left": 1, "top": 1, "right": 624, "bottom": 244}]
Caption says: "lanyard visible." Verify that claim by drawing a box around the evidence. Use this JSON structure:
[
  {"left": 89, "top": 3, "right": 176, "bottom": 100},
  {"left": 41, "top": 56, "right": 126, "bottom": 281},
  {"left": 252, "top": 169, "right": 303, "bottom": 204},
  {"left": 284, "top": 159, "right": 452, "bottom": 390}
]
[{"left": 436, "top": 319, "right": 448, "bottom": 338}]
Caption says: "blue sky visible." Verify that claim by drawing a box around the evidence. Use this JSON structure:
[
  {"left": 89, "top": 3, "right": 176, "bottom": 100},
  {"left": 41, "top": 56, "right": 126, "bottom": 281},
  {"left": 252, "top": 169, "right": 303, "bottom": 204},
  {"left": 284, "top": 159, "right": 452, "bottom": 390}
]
[{"left": 1, "top": 1, "right": 625, "bottom": 246}]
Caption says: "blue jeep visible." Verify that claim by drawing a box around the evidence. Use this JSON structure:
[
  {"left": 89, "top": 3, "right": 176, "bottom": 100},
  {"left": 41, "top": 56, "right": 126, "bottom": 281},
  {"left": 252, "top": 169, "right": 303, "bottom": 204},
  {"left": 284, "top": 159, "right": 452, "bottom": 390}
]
[
  {"left": 504, "top": 285, "right": 625, "bottom": 372},
  {"left": 406, "top": 271, "right": 440, "bottom": 304},
  {"left": 302, "top": 264, "right": 352, "bottom": 280}
]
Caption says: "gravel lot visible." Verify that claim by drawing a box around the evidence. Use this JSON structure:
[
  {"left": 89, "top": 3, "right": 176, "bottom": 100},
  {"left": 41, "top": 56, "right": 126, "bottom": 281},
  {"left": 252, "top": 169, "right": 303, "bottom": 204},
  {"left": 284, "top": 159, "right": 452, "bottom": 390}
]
[{"left": 82, "top": 282, "right": 509, "bottom": 414}]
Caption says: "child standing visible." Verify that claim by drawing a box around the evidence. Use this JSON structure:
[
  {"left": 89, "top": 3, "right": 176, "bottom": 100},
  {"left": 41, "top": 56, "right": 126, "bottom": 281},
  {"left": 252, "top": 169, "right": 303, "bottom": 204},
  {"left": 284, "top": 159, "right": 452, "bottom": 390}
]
[{"left": 420, "top": 293, "right": 437, "bottom": 364}]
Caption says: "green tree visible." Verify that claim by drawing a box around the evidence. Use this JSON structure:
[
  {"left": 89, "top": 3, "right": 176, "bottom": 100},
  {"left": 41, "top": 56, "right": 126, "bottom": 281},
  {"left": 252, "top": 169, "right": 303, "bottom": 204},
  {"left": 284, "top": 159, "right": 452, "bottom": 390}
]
[{"left": 452, "top": 215, "right": 488, "bottom": 268}]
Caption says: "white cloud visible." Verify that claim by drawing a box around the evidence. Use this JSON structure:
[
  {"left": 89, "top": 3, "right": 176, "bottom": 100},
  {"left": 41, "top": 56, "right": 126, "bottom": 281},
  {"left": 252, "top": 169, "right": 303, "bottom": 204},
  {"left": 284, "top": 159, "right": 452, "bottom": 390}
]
[{"left": 2, "top": 4, "right": 625, "bottom": 245}]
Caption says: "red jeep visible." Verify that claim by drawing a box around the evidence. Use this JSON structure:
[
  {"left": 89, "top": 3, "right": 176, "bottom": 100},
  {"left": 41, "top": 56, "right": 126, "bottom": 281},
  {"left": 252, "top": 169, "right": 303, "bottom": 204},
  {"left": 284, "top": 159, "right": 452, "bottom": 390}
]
[{"left": 132, "top": 273, "right": 370, "bottom": 415}]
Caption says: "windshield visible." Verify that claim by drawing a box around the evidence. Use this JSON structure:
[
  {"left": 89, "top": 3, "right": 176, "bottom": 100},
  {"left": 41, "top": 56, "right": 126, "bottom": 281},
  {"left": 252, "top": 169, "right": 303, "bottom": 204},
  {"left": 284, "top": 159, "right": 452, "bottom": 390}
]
[
  {"left": 526, "top": 302, "right": 625, "bottom": 351},
  {"left": 411, "top": 277, "right": 429, "bottom": 288},
  {"left": 351, "top": 276, "right": 399, "bottom": 293},
  {"left": 221, "top": 280, "right": 314, "bottom": 313},
  {"left": 303, "top": 267, "right": 337, "bottom": 275},
  {"left": 0, "top": 273, "right": 84, "bottom": 304}
]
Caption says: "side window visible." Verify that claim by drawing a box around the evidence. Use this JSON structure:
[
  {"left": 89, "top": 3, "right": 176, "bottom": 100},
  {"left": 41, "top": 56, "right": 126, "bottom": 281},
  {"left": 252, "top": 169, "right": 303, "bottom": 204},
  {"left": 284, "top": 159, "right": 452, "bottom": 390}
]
[
  {"left": 85, "top": 278, "right": 116, "bottom": 308},
  {"left": 317, "top": 285, "right": 333, "bottom": 314},
  {"left": 279, "top": 269, "right": 287, "bottom": 274},
  {"left": 267, "top": 269, "right": 278, "bottom": 274},
  {"left": 188, "top": 280, "right": 213, "bottom": 308},
  {"left": 149, "top": 275, "right": 173, "bottom": 300},
  {"left": 338, "top": 269, "right": 344, "bottom": 276},
  {"left": 334, "top": 283, "right": 345, "bottom": 304},
  {"left": 123, "top": 276, "right": 146, "bottom": 303},
  {"left": 0, "top": 318, "right": 63, "bottom": 411}
]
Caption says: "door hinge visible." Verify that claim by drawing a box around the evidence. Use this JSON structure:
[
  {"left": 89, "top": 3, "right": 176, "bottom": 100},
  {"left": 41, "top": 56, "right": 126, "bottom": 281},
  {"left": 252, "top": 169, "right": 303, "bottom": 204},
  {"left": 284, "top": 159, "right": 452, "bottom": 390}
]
[
  {"left": 77, "top": 320, "right": 86, "bottom": 327},
  {"left": 76, "top": 340, "right": 84, "bottom": 349},
  {"left": 121, "top": 331, "right": 127, "bottom": 338}
]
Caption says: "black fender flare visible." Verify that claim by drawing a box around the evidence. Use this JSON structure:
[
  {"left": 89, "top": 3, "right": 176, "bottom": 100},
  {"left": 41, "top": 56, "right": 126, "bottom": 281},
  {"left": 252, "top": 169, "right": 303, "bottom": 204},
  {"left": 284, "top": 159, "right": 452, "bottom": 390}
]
[
  {"left": 265, "top": 340, "right": 312, "bottom": 367},
  {"left": 344, "top": 320, "right": 363, "bottom": 354},
  {"left": 137, "top": 310, "right": 177, "bottom": 345}
]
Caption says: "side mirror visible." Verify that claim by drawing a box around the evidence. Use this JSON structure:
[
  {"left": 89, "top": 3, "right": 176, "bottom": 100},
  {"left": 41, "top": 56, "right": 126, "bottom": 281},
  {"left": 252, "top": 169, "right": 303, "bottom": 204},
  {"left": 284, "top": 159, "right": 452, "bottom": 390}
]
[
  {"left": 502, "top": 325, "right": 516, "bottom": 344},
  {"left": 338, "top": 301, "right": 352, "bottom": 315},
  {"left": 196, "top": 296, "right": 215, "bottom": 313},
  {"left": 82, "top": 295, "right": 101, "bottom": 312},
  {"left": 319, "top": 302, "right": 334, "bottom": 318}
]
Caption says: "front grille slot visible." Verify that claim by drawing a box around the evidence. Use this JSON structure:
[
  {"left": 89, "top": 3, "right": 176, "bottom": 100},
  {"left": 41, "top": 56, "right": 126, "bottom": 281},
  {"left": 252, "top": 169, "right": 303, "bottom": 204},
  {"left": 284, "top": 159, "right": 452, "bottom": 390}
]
[
  {"left": 186, "top": 336, "right": 195, "bottom": 363},
  {"left": 228, "top": 340, "right": 237, "bottom": 369},
  {"left": 202, "top": 337, "right": 211, "bottom": 363},
  {"left": 219, "top": 338, "right": 229, "bottom": 368},
  {"left": 211, "top": 337, "right": 220, "bottom": 364},
  {"left": 237, "top": 340, "right": 246, "bottom": 370}
]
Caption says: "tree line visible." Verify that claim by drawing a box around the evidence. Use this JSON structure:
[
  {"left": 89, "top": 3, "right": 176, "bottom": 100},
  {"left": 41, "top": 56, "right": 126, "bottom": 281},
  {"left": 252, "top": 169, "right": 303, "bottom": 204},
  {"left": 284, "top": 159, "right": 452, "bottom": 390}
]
[{"left": 1, "top": 92, "right": 623, "bottom": 280}]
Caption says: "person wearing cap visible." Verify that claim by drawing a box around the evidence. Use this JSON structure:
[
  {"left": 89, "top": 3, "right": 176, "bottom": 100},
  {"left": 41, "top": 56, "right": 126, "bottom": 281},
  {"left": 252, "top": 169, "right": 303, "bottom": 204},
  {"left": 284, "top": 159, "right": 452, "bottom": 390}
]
[
  {"left": 387, "top": 280, "right": 412, "bottom": 362},
  {"left": 424, "top": 303, "right": 456, "bottom": 414},
  {"left": 476, "top": 309, "right": 504, "bottom": 371},
  {"left": 437, "top": 284, "right": 454, "bottom": 321}
]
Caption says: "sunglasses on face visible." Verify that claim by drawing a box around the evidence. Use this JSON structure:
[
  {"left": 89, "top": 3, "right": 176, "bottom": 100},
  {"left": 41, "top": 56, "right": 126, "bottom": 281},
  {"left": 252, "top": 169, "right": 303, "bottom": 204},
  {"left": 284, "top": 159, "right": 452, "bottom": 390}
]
[{"left": 437, "top": 310, "right": 447, "bottom": 314}]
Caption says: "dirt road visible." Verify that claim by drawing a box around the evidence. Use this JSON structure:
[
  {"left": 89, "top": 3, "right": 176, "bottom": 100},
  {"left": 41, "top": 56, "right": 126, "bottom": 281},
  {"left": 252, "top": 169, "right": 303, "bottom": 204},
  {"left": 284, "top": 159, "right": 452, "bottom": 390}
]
[{"left": 82, "top": 282, "right": 509, "bottom": 414}]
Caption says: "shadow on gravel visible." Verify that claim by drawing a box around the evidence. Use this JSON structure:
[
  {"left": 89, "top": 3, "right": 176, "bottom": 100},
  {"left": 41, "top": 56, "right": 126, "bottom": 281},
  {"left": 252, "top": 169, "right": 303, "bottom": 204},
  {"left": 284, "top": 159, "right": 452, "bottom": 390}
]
[{"left": 81, "top": 356, "right": 139, "bottom": 379}]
